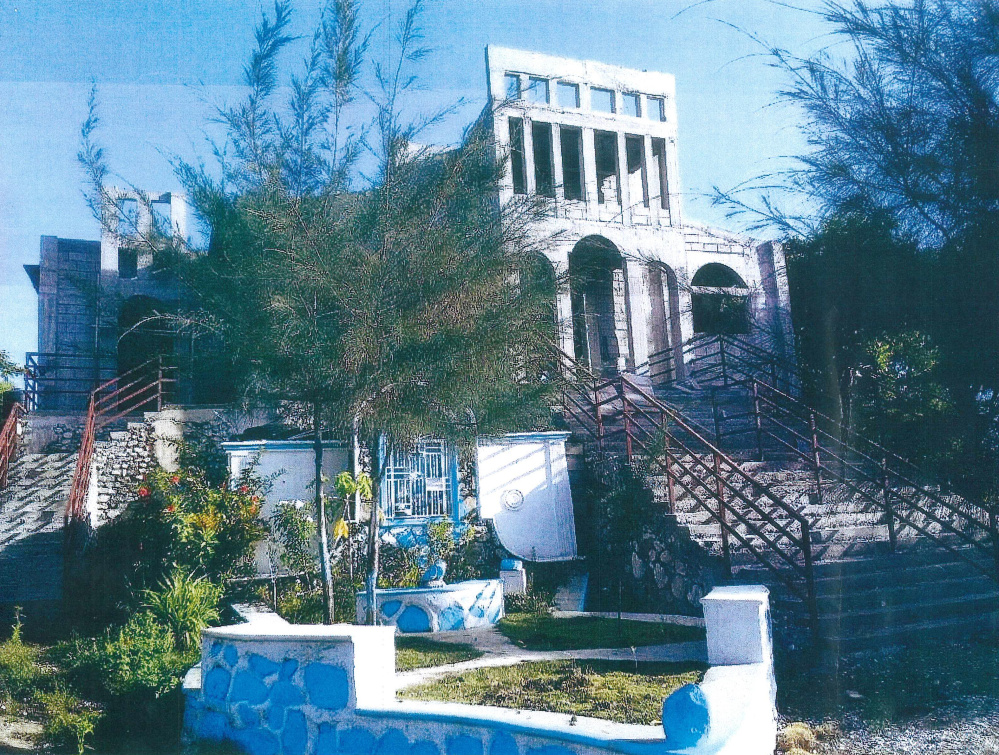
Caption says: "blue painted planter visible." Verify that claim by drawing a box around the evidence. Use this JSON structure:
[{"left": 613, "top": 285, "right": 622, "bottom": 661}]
[{"left": 355, "top": 579, "right": 504, "bottom": 632}]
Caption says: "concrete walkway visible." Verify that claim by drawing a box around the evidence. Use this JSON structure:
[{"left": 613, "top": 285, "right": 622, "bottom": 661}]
[{"left": 394, "top": 625, "right": 708, "bottom": 691}]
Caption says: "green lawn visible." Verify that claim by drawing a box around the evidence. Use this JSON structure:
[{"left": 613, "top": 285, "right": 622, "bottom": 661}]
[
  {"left": 395, "top": 636, "right": 484, "bottom": 672},
  {"left": 497, "top": 613, "right": 705, "bottom": 651},
  {"left": 400, "top": 660, "right": 706, "bottom": 725}
]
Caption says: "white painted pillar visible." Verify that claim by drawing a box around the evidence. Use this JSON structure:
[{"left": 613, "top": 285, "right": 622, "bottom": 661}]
[
  {"left": 625, "top": 260, "right": 651, "bottom": 373},
  {"left": 616, "top": 131, "right": 630, "bottom": 224},
  {"left": 581, "top": 128, "right": 599, "bottom": 217},
  {"left": 551, "top": 123, "right": 565, "bottom": 207},
  {"left": 523, "top": 117, "right": 536, "bottom": 195},
  {"left": 643, "top": 134, "right": 662, "bottom": 226}
]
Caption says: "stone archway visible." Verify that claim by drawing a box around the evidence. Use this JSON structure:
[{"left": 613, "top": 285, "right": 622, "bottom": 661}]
[
  {"left": 568, "top": 236, "right": 630, "bottom": 376},
  {"left": 690, "top": 263, "right": 750, "bottom": 335}
]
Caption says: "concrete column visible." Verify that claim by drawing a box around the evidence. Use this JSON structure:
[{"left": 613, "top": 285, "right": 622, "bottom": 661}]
[
  {"left": 665, "top": 137, "right": 683, "bottom": 227},
  {"left": 611, "top": 269, "right": 631, "bottom": 371},
  {"left": 581, "top": 128, "right": 599, "bottom": 217},
  {"left": 616, "top": 131, "right": 631, "bottom": 224},
  {"left": 625, "top": 260, "right": 650, "bottom": 373},
  {"left": 523, "top": 117, "right": 536, "bottom": 195},
  {"left": 551, "top": 124, "right": 565, "bottom": 206},
  {"left": 643, "top": 134, "right": 661, "bottom": 226}
]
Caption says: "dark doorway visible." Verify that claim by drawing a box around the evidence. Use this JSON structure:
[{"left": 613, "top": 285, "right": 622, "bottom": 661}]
[{"left": 569, "top": 236, "right": 629, "bottom": 375}]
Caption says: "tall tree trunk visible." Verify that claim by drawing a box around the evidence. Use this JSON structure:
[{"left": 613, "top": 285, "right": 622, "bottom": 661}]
[
  {"left": 313, "top": 403, "right": 335, "bottom": 624},
  {"left": 365, "top": 437, "right": 382, "bottom": 625}
]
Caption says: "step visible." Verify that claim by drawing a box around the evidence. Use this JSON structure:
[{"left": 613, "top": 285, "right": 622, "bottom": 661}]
[{"left": 825, "top": 610, "right": 999, "bottom": 653}]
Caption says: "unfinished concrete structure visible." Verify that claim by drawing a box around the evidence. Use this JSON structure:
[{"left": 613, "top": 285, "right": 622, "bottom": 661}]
[
  {"left": 24, "top": 191, "right": 194, "bottom": 411},
  {"left": 484, "top": 46, "right": 794, "bottom": 383}
]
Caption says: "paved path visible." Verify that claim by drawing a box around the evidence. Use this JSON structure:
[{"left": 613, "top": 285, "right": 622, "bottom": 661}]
[{"left": 394, "top": 625, "right": 708, "bottom": 691}]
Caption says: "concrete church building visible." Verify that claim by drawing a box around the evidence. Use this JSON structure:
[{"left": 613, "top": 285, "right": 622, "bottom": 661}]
[{"left": 483, "top": 46, "right": 793, "bottom": 384}]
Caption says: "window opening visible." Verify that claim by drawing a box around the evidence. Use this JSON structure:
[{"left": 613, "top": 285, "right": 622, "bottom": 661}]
[
  {"left": 118, "top": 198, "right": 139, "bottom": 237},
  {"left": 557, "top": 81, "right": 580, "bottom": 108},
  {"left": 560, "top": 126, "right": 584, "bottom": 201},
  {"left": 527, "top": 77, "right": 550, "bottom": 104},
  {"left": 532, "top": 121, "right": 555, "bottom": 198},
  {"left": 118, "top": 247, "right": 138, "bottom": 279},
  {"left": 504, "top": 73, "right": 521, "bottom": 100},
  {"left": 509, "top": 117, "right": 527, "bottom": 195},
  {"left": 625, "top": 135, "right": 648, "bottom": 208},
  {"left": 647, "top": 96, "right": 666, "bottom": 122},
  {"left": 151, "top": 200, "right": 172, "bottom": 236},
  {"left": 623, "top": 93, "right": 641, "bottom": 117},
  {"left": 594, "top": 131, "right": 619, "bottom": 205},
  {"left": 591, "top": 87, "right": 615, "bottom": 113}
]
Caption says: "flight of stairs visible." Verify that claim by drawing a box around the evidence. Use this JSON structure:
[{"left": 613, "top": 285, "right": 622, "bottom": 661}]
[
  {"left": 0, "top": 452, "right": 77, "bottom": 611},
  {"left": 564, "top": 372, "right": 999, "bottom": 653}
]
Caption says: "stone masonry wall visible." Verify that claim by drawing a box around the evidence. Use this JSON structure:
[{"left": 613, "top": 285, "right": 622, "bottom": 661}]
[{"left": 92, "top": 422, "right": 156, "bottom": 517}]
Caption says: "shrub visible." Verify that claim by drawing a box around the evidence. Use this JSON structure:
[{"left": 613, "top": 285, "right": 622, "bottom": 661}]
[
  {"left": 143, "top": 571, "right": 222, "bottom": 650},
  {"left": 505, "top": 591, "right": 555, "bottom": 615},
  {"left": 0, "top": 616, "right": 43, "bottom": 703},
  {"left": 38, "top": 689, "right": 101, "bottom": 755},
  {"left": 778, "top": 721, "right": 817, "bottom": 752}
]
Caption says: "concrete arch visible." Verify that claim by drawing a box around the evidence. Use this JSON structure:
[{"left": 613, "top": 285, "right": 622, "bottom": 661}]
[
  {"left": 690, "top": 263, "right": 750, "bottom": 335},
  {"left": 568, "top": 235, "right": 631, "bottom": 375}
]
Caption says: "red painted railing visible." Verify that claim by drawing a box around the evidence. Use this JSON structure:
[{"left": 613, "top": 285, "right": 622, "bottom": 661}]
[
  {"left": 0, "top": 403, "right": 25, "bottom": 490},
  {"left": 65, "top": 357, "right": 176, "bottom": 523},
  {"left": 557, "top": 349, "right": 818, "bottom": 631}
]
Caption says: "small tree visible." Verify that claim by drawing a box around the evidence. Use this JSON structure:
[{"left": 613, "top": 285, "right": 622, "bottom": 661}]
[{"left": 81, "top": 0, "right": 560, "bottom": 623}]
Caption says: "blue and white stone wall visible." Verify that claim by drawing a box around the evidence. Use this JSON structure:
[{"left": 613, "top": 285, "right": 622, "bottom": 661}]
[{"left": 183, "top": 587, "right": 777, "bottom": 755}]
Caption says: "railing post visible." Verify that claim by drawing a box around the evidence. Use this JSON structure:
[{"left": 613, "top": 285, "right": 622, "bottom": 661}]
[
  {"left": 718, "top": 337, "right": 728, "bottom": 387},
  {"left": 156, "top": 356, "right": 164, "bottom": 411},
  {"left": 881, "top": 457, "right": 897, "bottom": 552},
  {"left": 800, "top": 518, "right": 819, "bottom": 641},
  {"left": 621, "top": 378, "right": 633, "bottom": 463},
  {"left": 594, "top": 383, "right": 604, "bottom": 454},
  {"left": 713, "top": 452, "right": 732, "bottom": 576},
  {"left": 989, "top": 508, "right": 999, "bottom": 582},
  {"left": 752, "top": 381, "right": 764, "bottom": 462},
  {"left": 809, "top": 412, "right": 823, "bottom": 507},
  {"left": 711, "top": 388, "right": 723, "bottom": 448}
]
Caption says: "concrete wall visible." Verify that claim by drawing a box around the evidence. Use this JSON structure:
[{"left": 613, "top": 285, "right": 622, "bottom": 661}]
[
  {"left": 355, "top": 579, "right": 504, "bottom": 632},
  {"left": 183, "top": 585, "right": 777, "bottom": 755}
]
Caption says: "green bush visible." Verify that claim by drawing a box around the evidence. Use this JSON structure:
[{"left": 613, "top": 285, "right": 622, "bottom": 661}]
[
  {"left": 144, "top": 571, "right": 222, "bottom": 650},
  {"left": 0, "top": 618, "right": 43, "bottom": 703},
  {"left": 38, "top": 689, "right": 101, "bottom": 755}
]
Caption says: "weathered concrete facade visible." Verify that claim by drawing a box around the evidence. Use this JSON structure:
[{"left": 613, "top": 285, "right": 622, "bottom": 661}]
[
  {"left": 485, "top": 47, "right": 793, "bottom": 381},
  {"left": 24, "top": 190, "right": 191, "bottom": 411}
]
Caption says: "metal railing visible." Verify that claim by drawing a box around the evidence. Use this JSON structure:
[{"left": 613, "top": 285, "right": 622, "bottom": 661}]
[
  {"left": 682, "top": 333, "right": 801, "bottom": 394},
  {"left": 557, "top": 349, "right": 818, "bottom": 628},
  {"left": 65, "top": 356, "right": 177, "bottom": 523},
  {"left": 712, "top": 377, "right": 999, "bottom": 581},
  {"left": 23, "top": 352, "right": 118, "bottom": 412},
  {"left": 0, "top": 403, "right": 25, "bottom": 490}
]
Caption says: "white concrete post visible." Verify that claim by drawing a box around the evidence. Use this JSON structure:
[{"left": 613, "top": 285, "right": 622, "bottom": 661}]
[
  {"left": 523, "top": 117, "right": 537, "bottom": 195},
  {"left": 581, "top": 127, "right": 599, "bottom": 217}
]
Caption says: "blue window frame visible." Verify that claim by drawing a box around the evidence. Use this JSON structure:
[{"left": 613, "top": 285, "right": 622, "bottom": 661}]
[{"left": 380, "top": 439, "right": 459, "bottom": 521}]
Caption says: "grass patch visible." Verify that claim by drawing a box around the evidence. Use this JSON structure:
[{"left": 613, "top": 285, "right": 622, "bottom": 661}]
[
  {"left": 395, "top": 637, "right": 484, "bottom": 672},
  {"left": 778, "top": 638, "right": 999, "bottom": 724},
  {"left": 498, "top": 613, "right": 705, "bottom": 651},
  {"left": 401, "top": 660, "right": 706, "bottom": 725}
]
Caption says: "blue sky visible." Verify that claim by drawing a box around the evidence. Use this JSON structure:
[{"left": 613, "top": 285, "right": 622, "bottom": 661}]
[{"left": 0, "top": 0, "right": 832, "bottom": 367}]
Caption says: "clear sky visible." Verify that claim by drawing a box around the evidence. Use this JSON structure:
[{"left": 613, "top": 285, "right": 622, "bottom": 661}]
[{"left": 0, "top": 0, "right": 833, "bottom": 367}]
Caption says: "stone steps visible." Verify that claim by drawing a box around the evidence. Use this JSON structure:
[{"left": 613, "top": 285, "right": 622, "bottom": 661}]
[{"left": 0, "top": 452, "right": 76, "bottom": 607}]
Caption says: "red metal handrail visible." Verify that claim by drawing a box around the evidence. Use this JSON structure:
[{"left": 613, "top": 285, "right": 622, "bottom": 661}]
[
  {"left": 0, "top": 403, "right": 25, "bottom": 490},
  {"left": 64, "top": 357, "right": 176, "bottom": 523},
  {"left": 556, "top": 348, "right": 817, "bottom": 629}
]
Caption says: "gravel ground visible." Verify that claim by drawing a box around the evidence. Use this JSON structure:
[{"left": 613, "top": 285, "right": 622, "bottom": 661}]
[
  {"left": 805, "top": 696, "right": 999, "bottom": 755},
  {"left": 0, "top": 715, "right": 42, "bottom": 752}
]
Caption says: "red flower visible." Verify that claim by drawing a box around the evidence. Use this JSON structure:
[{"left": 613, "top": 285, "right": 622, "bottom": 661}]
[
  {"left": 170, "top": 475, "right": 181, "bottom": 485},
  {"left": 251, "top": 495, "right": 260, "bottom": 504},
  {"left": 137, "top": 486, "right": 151, "bottom": 498},
  {"left": 239, "top": 485, "right": 250, "bottom": 494},
  {"left": 166, "top": 504, "right": 176, "bottom": 513}
]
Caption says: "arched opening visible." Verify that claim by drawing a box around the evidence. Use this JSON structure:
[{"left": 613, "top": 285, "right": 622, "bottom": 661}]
[
  {"left": 117, "top": 295, "right": 174, "bottom": 387},
  {"left": 569, "top": 236, "right": 629, "bottom": 376},
  {"left": 645, "top": 263, "right": 684, "bottom": 383},
  {"left": 691, "top": 263, "right": 750, "bottom": 335}
]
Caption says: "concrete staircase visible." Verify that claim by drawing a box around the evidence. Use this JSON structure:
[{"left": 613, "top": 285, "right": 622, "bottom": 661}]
[
  {"left": 0, "top": 452, "right": 77, "bottom": 613},
  {"left": 562, "top": 367, "right": 999, "bottom": 653},
  {"left": 655, "top": 382, "right": 999, "bottom": 652}
]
